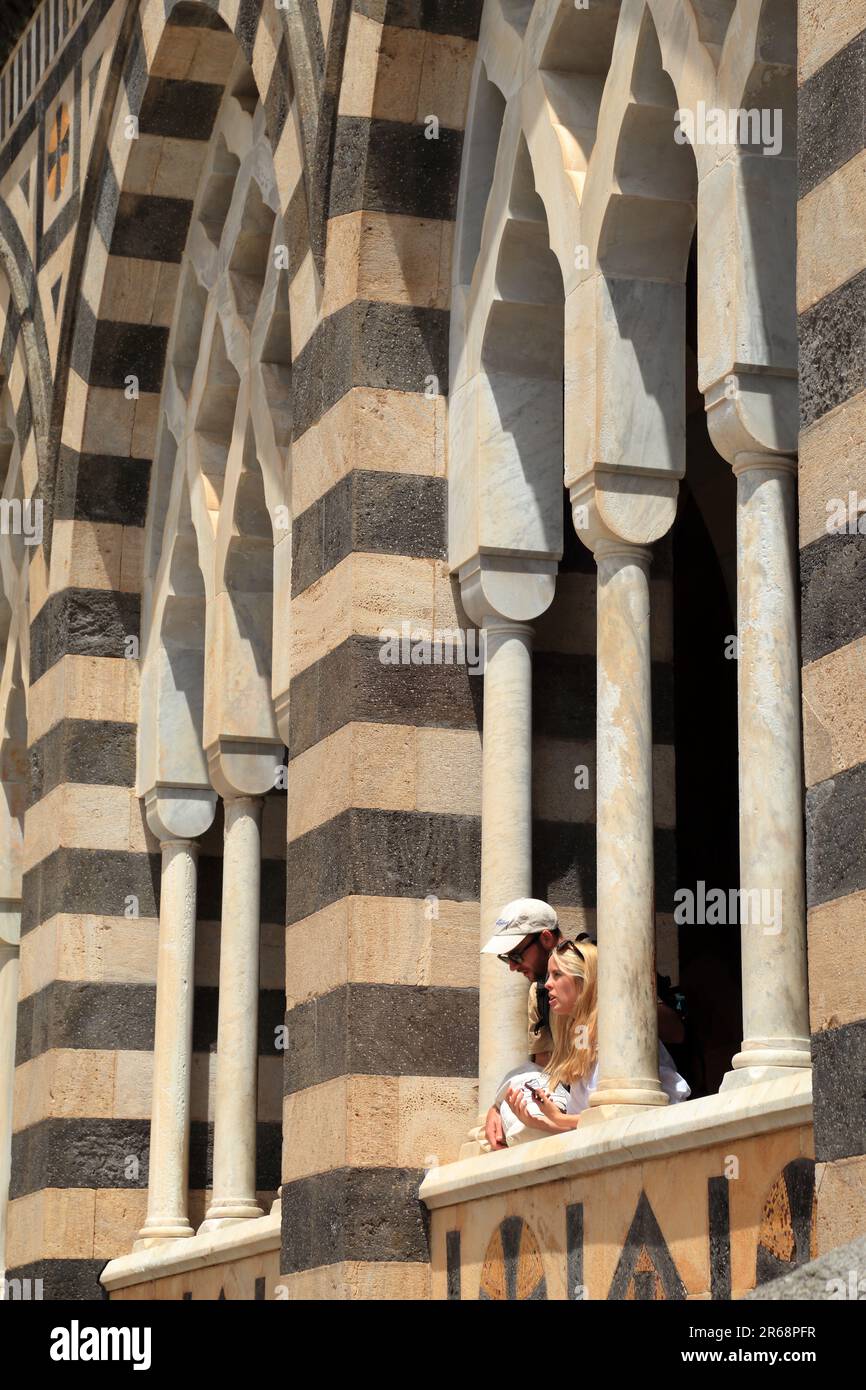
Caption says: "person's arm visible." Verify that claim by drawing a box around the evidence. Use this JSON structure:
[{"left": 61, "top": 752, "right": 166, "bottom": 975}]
[
  {"left": 505, "top": 1086, "right": 580, "bottom": 1133},
  {"left": 484, "top": 1105, "right": 506, "bottom": 1150}
]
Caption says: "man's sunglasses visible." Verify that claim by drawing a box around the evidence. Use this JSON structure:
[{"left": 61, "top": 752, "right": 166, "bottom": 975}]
[{"left": 497, "top": 931, "right": 592, "bottom": 966}]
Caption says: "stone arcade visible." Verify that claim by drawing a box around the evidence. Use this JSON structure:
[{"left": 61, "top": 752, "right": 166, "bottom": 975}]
[{"left": 0, "top": 0, "right": 864, "bottom": 1300}]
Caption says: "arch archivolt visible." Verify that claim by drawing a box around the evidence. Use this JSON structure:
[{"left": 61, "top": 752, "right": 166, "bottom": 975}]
[
  {"left": 451, "top": 0, "right": 797, "bottom": 592},
  {"left": 139, "top": 58, "right": 290, "bottom": 818}
]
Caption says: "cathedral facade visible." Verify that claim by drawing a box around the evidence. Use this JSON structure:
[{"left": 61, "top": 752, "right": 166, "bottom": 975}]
[{"left": 0, "top": 0, "right": 864, "bottom": 1301}]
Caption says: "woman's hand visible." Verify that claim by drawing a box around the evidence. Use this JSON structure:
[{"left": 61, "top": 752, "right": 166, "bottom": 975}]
[{"left": 505, "top": 1086, "right": 561, "bottom": 1134}]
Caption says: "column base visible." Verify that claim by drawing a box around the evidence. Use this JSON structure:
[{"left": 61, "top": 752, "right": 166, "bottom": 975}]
[
  {"left": 199, "top": 1199, "right": 264, "bottom": 1233},
  {"left": 720, "top": 1062, "right": 812, "bottom": 1092},
  {"left": 580, "top": 1099, "right": 668, "bottom": 1126},
  {"left": 133, "top": 1218, "right": 196, "bottom": 1250}
]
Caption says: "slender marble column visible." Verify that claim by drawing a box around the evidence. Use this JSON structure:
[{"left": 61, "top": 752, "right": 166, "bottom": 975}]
[
  {"left": 589, "top": 541, "right": 666, "bottom": 1111},
  {"left": 136, "top": 839, "right": 199, "bottom": 1245},
  {"left": 202, "top": 796, "right": 264, "bottom": 1228},
  {"left": 478, "top": 621, "right": 534, "bottom": 1113},
  {"left": 0, "top": 923, "right": 19, "bottom": 1281},
  {"left": 725, "top": 454, "right": 810, "bottom": 1082}
]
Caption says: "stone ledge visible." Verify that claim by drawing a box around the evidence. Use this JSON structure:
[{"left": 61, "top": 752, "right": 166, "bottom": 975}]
[
  {"left": 419, "top": 1071, "right": 813, "bottom": 1209},
  {"left": 100, "top": 1211, "right": 280, "bottom": 1292}
]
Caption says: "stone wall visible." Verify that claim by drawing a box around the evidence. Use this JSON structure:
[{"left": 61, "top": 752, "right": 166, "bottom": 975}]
[{"left": 797, "top": 1, "right": 866, "bottom": 1251}]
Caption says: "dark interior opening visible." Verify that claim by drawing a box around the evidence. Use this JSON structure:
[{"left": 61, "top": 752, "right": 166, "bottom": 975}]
[{"left": 671, "top": 235, "right": 742, "bottom": 1097}]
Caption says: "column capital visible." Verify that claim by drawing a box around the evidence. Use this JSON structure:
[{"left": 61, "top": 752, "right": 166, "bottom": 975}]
[
  {"left": 704, "top": 370, "right": 798, "bottom": 466},
  {"left": 570, "top": 470, "right": 678, "bottom": 557},
  {"left": 457, "top": 552, "right": 557, "bottom": 627},
  {"left": 144, "top": 784, "right": 216, "bottom": 842},
  {"left": 206, "top": 737, "right": 284, "bottom": 800},
  {"left": 731, "top": 451, "right": 798, "bottom": 479}
]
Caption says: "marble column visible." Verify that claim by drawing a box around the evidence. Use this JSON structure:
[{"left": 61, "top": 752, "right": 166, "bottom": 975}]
[
  {"left": 136, "top": 838, "right": 200, "bottom": 1246},
  {"left": 724, "top": 453, "right": 810, "bottom": 1084},
  {"left": 202, "top": 796, "right": 264, "bottom": 1228},
  {"left": 0, "top": 907, "right": 20, "bottom": 1282},
  {"left": 478, "top": 620, "right": 534, "bottom": 1113},
  {"left": 589, "top": 540, "right": 666, "bottom": 1112}
]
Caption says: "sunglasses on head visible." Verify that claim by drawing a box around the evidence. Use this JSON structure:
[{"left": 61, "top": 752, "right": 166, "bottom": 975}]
[{"left": 552, "top": 933, "right": 592, "bottom": 960}]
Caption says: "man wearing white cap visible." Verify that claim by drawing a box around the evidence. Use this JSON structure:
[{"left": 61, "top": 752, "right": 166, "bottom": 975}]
[{"left": 480, "top": 897, "right": 685, "bottom": 1150}]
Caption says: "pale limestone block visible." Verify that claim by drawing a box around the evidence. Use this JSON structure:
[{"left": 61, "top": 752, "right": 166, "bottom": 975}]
[
  {"left": 61, "top": 368, "right": 91, "bottom": 452},
  {"left": 285, "top": 899, "right": 350, "bottom": 1007},
  {"left": 373, "top": 25, "right": 425, "bottom": 123},
  {"left": 12, "top": 1187, "right": 96, "bottom": 1264},
  {"left": 798, "top": 387, "right": 866, "bottom": 548},
  {"left": 416, "top": 32, "right": 476, "bottom": 130},
  {"left": 415, "top": 727, "right": 481, "bottom": 816},
  {"left": 397, "top": 1076, "right": 478, "bottom": 1167},
  {"left": 356, "top": 213, "right": 449, "bottom": 309},
  {"left": 338, "top": 13, "right": 385, "bottom": 119},
  {"left": 347, "top": 1076, "right": 402, "bottom": 1168},
  {"left": 56, "top": 917, "right": 159, "bottom": 988},
  {"left": 282, "top": 1078, "right": 349, "bottom": 1182},
  {"left": 27, "top": 545, "right": 50, "bottom": 621},
  {"left": 322, "top": 213, "right": 362, "bottom": 323},
  {"left": 280, "top": 1261, "right": 431, "bottom": 1301},
  {"left": 288, "top": 248, "right": 322, "bottom": 358},
  {"left": 94, "top": 1190, "right": 149, "bottom": 1261},
  {"left": 798, "top": 152, "right": 866, "bottom": 313},
  {"left": 802, "top": 636, "right": 866, "bottom": 786},
  {"left": 49, "top": 519, "right": 123, "bottom": 594},
  {"left": 101, "top": 255, "right": 163, "bottom": 325},
  {"left": 815, "top": 1157, "right": 866, "bottom": 1253},
  {"left": 82, "top": 388, "right": 135, "bottom": 457},
  {"left": 114, "top": 1050, "right": 154, "bottom": 1121},
  {"left": 807, "top": 890, "right": 866, "bottom": 1033},
  {"left": 799, "top": 0, "right": 866, "bottom": 81}
]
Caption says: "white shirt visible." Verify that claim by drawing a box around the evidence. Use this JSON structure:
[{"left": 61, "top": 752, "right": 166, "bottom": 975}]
[{"left": 565, "top": 1042, "right": 691, "bottom": 1115}]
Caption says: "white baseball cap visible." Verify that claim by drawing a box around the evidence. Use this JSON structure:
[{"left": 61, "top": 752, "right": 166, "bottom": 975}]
[{"left": 481, "top": 898, "right": 559, "bottom": 955}]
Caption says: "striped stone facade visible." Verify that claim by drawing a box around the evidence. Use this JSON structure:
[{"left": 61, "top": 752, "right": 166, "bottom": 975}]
[
  {"left": 0, "top": 0, "right": 863, "bottom": 1303},
  {"left": 797, "top": 1, "right": 866, "bottom": 1254}
]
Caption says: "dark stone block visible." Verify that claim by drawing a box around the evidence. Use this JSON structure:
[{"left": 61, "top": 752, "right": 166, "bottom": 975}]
[
  {"left": 188, "top": 1120, "right": 281, "bottom": 1190},
  {"left": 283, "top": 982, "right": 478, "bottom": 1092},
  {"left": 123, "top": 14, "right": 148, "bottom": 115},
  {"left": 812, "top": 1021, "right": 866, "bottom": 1162},
  {"left": 192, "top": 985, "right": 285, "bottom": 1057},
  {"left": 708, "top": 1176, "right": 731, "bottom": 1301},
  {"left": 533, "top": 820, "right": 596, "bottom": 907},
  {"left": 376, "top": 0, "right": 485, "bottom": 38},
  {"left": 291, "top": 472, "right": 447, "bottom": 595},
  {"left": 29, "top": 719, "right": 137, "bottom": 804},
  {"left": 287, "top": 635, "right": 483, "bottom": 760},
  {"left": 4, "top": 1259, "right": 108, "bottom": 1301},
  {"left": 806, "top": 760, "right": 866, "bottom": 907},
  {"left": 110, "top": 191, "right": 193, "bottom": 263},
  {"left": 264, "top": 36, "right": 291, "bottom": 149},
  {"left": 286, "top": 808, "right": 481, "bottom": 923},
  {"left": 799, "top": 268, "right": 866, "bottom": 428},
  {"left": 234, "top": 0, "right": 261, "bottom": 61},
  {"left": 330, "top": 116, "right": 463, "bottom": 219},
  {"left": 21, "top": 847, "right": 160, "bottom": 934},
  {"left": 798, "top": 31, "right": 866, "bottom": 200},
  {"left": 532, "top": 653, "right": 596, "bottom": 741},
  {"left": 94, "top": 155, "right": 120, "bottom": 251},
  {"left": 281, "top": 1166, "right": 429, "bottom": 1271},
  {"left": 138, "top": 77, "right": 223, "bottom": 140},
  {"left": 355, "top": 299, "right": 449, "bottom": 393},
  {"left": 86, "top": 319, "right": 169, "bottom": 393},
  {"left": 30, "top": 589, "right": 141, "bottom": 683},
  {"left": 54, "top": 448, "right": 151, "bottom": 527},
  {"left": 15, "top": 982, "right": 157, "bottom": 1065},
  {"left": 10, "top": 1118, "right": 151, "bottom": 1197},
  {"left": 800, "top": 529, "right": 866, "bottom": 665}
]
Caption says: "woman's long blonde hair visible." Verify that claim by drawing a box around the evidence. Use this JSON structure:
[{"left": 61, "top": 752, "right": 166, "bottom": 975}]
[{"left": 545, "top": 938, "right": 599, "bottom": 1089}]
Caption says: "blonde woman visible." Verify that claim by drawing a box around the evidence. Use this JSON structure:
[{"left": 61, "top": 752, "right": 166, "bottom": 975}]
[{"left": 505, "top": 939, "right": 689, "bottom": 1133}]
